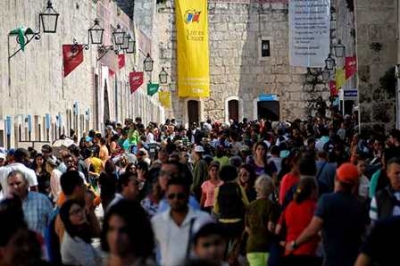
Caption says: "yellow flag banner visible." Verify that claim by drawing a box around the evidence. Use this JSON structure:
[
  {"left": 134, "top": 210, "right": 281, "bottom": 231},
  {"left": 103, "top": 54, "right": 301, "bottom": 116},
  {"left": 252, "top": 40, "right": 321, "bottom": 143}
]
[
  {"left": 159, "top": 91, "right": 172, "bottom": 108},
  {"left": 335, "top": 68, "right": 346, "bottom": 90},
  {"left": 175, "top": 0, "right": 210, "bottom": 98}
]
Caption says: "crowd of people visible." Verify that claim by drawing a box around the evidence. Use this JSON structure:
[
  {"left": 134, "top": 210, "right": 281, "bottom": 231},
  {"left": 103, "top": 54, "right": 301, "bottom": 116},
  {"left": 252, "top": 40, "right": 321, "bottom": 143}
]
[{"left": 0, "top": 114, "right": 399, "bottom": 266}]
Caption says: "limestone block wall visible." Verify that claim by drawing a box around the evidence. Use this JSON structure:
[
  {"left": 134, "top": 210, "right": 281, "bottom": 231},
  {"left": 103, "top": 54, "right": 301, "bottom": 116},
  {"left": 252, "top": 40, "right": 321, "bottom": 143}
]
[
  {"left": 355, "top": 0, "right": 397, "bottom": 131},
  {"left": 154, "top": 0, "right": 330, "bottom": 124}
]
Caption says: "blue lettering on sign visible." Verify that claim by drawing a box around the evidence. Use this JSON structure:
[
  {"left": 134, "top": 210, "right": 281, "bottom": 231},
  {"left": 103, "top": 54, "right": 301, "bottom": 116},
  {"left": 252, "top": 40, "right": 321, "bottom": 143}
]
[
  {"left": 344, "top": 90, "right": 358, "bottom": 97},
  {"left": 259, "top": 94, "right": 279, "bottom": 101}
]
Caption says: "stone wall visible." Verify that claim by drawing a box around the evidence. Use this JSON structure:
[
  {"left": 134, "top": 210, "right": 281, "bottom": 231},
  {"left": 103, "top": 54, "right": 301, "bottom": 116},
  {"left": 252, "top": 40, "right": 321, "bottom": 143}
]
[
  {"left": 154, "top": 0, "right": 331, "bottom": 125},
  {"left": 0, "top": 0, "right": 164, "bottom": 148},
  {"left": 355, "top": 0, "right": 397, "bottom": 131}
]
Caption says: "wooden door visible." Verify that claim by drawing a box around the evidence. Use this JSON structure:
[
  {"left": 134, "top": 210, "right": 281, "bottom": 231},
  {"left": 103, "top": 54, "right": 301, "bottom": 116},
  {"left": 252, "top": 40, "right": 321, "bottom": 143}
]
[
  {"left": 187, "top": 100, "right": 199, "bottom": 126},
  {"left": 228, "top": 100, "right": 239, "bottom": 122}
]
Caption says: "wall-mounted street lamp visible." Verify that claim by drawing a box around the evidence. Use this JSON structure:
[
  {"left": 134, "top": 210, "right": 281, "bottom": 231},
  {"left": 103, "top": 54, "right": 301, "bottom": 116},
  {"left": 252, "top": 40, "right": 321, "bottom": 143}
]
[
  {"left": 113, "top": 24, "right": 126, "bottom": 46},
  {"left": 88, "top": 19, "right": 104, "bottom": 45},
  {"left": 8, "top": 0, "right": 60, "bottom": 60},
  {"left": 325, "top": 54, "right": 336, "bottom": 70},
  {"left": 144, "top": 54, "right": 154, "bottom": 72},
  {"left": 159, "top": 67, "right": 168, "bottom": 84},
  {"left": 39, "top": 0, "right": 60, "bottom": 34},
  {"left": 334, "top": 39, "right": 346, "bottom": 58}
]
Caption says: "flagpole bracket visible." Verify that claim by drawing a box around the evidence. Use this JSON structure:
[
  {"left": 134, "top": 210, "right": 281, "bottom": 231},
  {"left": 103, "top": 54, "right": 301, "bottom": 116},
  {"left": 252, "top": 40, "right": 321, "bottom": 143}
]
[
  {"left": 97, "top": 45, "right": 116, "bottom": 61},
  {"left": 7, "top": 32, "right": 41, "bottom": 60}
]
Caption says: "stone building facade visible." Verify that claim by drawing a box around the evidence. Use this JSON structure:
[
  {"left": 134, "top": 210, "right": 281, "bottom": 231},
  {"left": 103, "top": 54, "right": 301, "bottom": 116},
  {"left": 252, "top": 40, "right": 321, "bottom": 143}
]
[
  {"left": 0, "top": 0, "right": 164, "bottom": 148},
  {"left": 150, "top": 0, "right": 332, "bottom": 126},
  {"left": 355, "top": 0, "right": 397, "bottom": 131}
]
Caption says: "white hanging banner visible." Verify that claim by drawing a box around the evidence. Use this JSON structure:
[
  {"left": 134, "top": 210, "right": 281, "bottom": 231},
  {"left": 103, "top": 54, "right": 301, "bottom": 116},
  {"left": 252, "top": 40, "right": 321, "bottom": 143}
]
[{"left": 289, "top": 0, "right": 331, "bottom": 67}]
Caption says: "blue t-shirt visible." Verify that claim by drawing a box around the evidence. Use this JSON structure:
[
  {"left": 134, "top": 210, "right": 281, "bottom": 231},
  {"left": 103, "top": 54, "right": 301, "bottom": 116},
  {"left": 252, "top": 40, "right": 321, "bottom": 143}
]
[{"left": 315, "top": 192, "right": 368, "bottom": 266}]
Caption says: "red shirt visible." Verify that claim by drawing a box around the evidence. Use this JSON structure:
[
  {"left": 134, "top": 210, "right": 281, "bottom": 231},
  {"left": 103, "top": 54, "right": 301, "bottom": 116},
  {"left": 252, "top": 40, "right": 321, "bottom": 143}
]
[
  {"left": 279, "top": 173, "right": 300, "bottom": 205},
  {"left": 281, "top": 199, "right": 319, "bottom": 256}
]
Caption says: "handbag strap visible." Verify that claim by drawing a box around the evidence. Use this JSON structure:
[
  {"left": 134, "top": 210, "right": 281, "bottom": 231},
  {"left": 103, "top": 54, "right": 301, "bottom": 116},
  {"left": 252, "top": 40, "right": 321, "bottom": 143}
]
[
  {"left": 185, "top": 218, "right": 196, "bottom": 259},
  {"left": 316, "top": 162, "right": 327, "bottom": 181}
]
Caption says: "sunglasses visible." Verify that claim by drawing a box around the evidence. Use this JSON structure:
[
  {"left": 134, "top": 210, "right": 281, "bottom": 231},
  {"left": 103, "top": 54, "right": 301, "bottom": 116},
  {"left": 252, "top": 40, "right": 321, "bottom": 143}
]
[{"left": 167, "top": 193, "right": 186, "bottom": 200}]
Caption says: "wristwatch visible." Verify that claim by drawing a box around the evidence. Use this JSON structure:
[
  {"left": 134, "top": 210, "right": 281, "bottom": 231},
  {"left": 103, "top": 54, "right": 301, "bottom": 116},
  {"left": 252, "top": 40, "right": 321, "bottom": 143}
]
[{"left": 291, "top": 240, "right": 298, "bottom": 249}]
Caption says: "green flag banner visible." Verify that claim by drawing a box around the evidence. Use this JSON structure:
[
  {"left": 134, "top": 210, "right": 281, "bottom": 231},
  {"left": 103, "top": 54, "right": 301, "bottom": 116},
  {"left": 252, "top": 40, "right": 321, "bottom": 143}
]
[
  {"left": 9, "top": 27, "right": 35, "bottom": 52},
  {"left": 147, "top": 83, "right": 159, "bottom": 96}
]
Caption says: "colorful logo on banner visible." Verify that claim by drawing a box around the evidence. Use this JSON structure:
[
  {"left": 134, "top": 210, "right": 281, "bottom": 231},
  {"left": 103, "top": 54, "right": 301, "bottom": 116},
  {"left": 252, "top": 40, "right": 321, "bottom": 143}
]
[
  {"left": 176, "top": 0, "right": 210, "bottom": 98},
  {"left": 129, "top": 72, "right": 144, "bottom": 94},
  {"left": 147, "top": 83, "right": 159, "bottom": 96},
  {"left": 184, "top": 10, "right": 201, "bottom": 24},
  {"left": 63, "top": 45, "right": 84, "bottom": 77},
  {"left": 159, "top": 91, "right": 172, "bottom": 108},
  {"left": 345, "top": 56, "right": 357, "bottom": 79}
]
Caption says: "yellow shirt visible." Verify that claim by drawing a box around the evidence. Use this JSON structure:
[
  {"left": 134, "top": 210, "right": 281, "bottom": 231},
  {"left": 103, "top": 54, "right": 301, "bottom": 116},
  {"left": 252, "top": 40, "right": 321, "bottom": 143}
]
[{"left": 90, "top": 157, "right": 103, "bottom": 174}]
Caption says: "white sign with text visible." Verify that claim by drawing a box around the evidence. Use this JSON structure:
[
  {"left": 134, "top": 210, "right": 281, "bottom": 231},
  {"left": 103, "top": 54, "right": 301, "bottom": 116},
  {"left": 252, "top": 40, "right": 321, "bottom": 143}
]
[{"left": 289, "top": 0, "right": 331, "bottom": 67}]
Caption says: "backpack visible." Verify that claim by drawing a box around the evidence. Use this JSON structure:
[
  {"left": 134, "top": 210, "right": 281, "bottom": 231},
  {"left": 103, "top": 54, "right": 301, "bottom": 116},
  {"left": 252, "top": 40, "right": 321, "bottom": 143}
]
[
  {"left": 45, "top": 208, "right": 61, "bottom": 264},
  {"left": 217, "top": 183, "right": 245, "bottom": 219}
]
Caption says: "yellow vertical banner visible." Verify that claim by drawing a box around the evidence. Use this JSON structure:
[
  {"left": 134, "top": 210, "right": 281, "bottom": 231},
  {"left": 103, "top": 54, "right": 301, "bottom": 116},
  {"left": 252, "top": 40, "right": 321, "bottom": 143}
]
[
  {"left": 175, "top": 0, "right": 210, "bottom": 98},
  {"left": 335, "top": 67, "right": 346, "bottom": 91},
  {"left": 159, "top": 91, "right": 172, "bottom": 108}
]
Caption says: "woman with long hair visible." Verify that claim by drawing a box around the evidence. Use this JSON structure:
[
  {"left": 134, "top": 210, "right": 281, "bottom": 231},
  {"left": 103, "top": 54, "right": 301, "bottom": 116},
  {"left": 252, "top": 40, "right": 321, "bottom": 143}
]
[
  {"left": 276, "top": 177, "right": 320, "bottom": 266},
  {"left": 200, "top": 161, "right": 223, "bottom": 213},
  {"left": 31, "top": 153, "right": 51, "bottom": 196},
  {"left": 249, "top": 141, "right": 277, "bottom": 179},
  {"left": 99, "top": 159, "right": 118, "bottom": 211},
  {"left": 60, "top": 200, "right": 101, "bottom": 266},
  {"left": 279, "top": 150, "right": 302, "bottom": 205},
  {"left": 238, "top": 164, "right": 257, "bottom": 202},
  {"left": 109, "top": 134, "right": 124, "bottom": 159},
  {"left": 102, "top": 200, "right": 155, "bottom": 266}
]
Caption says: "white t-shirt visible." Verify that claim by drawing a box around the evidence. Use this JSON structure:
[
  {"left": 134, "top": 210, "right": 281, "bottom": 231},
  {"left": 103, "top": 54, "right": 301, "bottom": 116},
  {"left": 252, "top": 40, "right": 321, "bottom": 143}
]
[
  {"left": 0, "top": 163, "right": 38, "bottom": 198},
  {"left": 151, "top": 207, "right": 212, "bottom": 266}
]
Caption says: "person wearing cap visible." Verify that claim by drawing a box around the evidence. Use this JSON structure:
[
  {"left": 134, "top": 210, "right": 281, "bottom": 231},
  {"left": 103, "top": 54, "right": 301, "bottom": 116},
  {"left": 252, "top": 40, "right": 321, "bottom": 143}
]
[
  {"left": 0, "top": 148, "right": 38, "bottom": 197},
  {"left": 191, "top": 145, "right": 209, "bottom": 202},
  {"left": 286, "top": 163, "right": 369, "bottom": 266}
]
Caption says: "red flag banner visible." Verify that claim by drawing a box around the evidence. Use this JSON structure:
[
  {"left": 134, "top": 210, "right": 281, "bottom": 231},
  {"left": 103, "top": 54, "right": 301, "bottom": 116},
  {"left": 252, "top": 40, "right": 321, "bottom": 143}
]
[
  {"left": 118, "top": 54, "right": 125, "bottom": 69},
  {"left": 129, "top": 72, "right": 144, "bottom": 94},
  {"left": 63, "top": 45, "right": 84, "bottom": 77},
  {"left": 329, "top": 80, "right": 337, "bottom": 96},
  {"left": 345, "top": 56, "right": 357, "bottom": 80}
]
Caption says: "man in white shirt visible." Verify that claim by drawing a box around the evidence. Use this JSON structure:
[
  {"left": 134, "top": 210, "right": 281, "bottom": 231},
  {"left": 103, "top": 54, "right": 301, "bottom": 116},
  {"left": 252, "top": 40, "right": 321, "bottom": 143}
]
[
  {"left": 151, "top": 177, "right": 212, "bottom": 266},
  {"left": 0, "top": 148, "right": 37, "bottom": 198}
]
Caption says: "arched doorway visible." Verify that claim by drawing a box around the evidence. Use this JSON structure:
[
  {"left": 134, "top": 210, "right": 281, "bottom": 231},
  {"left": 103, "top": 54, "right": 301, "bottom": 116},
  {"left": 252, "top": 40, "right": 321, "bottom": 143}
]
[
  {"left": 228, "top": 99, "right": 239, "bottom": 123},
  {"left": 187, "top": 100, "right": 199, "bottom": 126}
]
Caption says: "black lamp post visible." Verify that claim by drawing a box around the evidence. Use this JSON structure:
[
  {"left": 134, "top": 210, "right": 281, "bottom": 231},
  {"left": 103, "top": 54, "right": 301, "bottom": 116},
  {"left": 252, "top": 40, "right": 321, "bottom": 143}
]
[
  {"left": 113, "top": 24, "right": 126, "bottom": 46},
  {"left": 88, "top": 19, "right": 104, "bottom": 45},
  {"left": 120, "top": 33, "right": 130, "bottom": 50},
  {"left": 144, "top": 54, "right": 154, "bottom": 72},
  {"left": 39, "top": 0, "right": 60, "bottom": 33},
  {"left": 159, "top": 67, "right": 168, "bottom": 84},
  {"left": 125, "top": 35, "right": 135, "bottom": 54},
  {"left": 325, "top": 54, "right": 336, "bottom": 70},
  {"left": 334, "top": 39, "right": 346, "bottom": 58}
]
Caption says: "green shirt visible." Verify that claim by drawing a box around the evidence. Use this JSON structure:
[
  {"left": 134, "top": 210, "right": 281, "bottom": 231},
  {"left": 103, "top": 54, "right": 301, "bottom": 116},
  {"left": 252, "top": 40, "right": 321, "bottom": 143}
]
[{"left": 245, "top": 198, "right": 280, "bottom": 253}]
